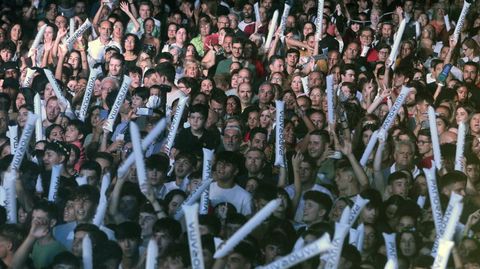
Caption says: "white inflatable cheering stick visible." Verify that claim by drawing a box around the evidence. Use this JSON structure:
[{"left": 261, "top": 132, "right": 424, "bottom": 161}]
[{"left": 453, "top": 0, "right": 474, "bottom": 43}]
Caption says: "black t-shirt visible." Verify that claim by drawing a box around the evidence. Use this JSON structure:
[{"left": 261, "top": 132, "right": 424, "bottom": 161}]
[
  {"left": 318, "top": 34, "right": 340, "bottom": 54},
  {"left": 174, "top": 127, "right": 221, "bottom": 156}
]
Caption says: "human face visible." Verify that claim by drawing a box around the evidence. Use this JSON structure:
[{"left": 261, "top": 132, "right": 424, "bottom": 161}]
[
  {"left": 259, "top": 110, "right": 271, "bottom": 129},
  {"left": 238, "top": 83, "right": 252, "bottom": 105},
  {"left": 309, "top": 112, "right": 325, "bottom": 130},
  {"left": 80, "top": 169, "right": 98, "bottom": 187},
  {"left": 303, "top": 23, "right": 314, "bottom": 37},
  {"left": 175, "top": 28, "right": 187, "bottom": 44},
  {"left": 54, "top": 16, "right": 67, "bottom": 30},
  {"left": 153, "top": 230, "right": 173, "bottom": 257},
  {"left": 200, "top": 79, "right": 213, "bottom": 95},
  {"left": 391, "top": 178, "right": 409, "bottom": 198},
  {"left": 250, "top": 132, "right": 267, "bottom": 151},
  {"left": 189, "top": 112, "right": 206, "bottom": 132},
  {"left": 414, "top": 175, "right": 428, "bottom": 196},
  {"left": 394, "top": 145, "right": 414, "bottom": 167},
  {"left": 258, "top": 85, "right": 274, "bottom": 105},
  {"left": 99, "top": 21, "right": 112, "bottom": 40},
  {"left": 308, "top": 134, "right": 325, "bottom": 159},
  {"left": 15, "top": 92, "right": 26, "bottom": 110},
  {"left": 443, "top": 181, "right": 466, "bottom": 197},
  {"left": 303, "top": 200, "right": 323, "bottom": 224},
  {"left": 118, "top": 238, "right": 139, "bottom": 259},
  {"left": 345, "top": 43, "right": 359, "bottom": 60},
  {"left": 291, "top": 76, "right": 302, "bottom": 95},
  {"left": 168, "top": 195, "right": 185, "bottom": 216},
  {"left": 174, "top": 158, "right": 193, "bottom": 178},
  {"left": 463, "top": 65, "right": 478, "bottom": 84},
  {"left": 397, "top": 216, "right": 415, "bottom": 232},
  {"left": 342, "top": 69, "right": 355, "bottom": 83},
  {"left": 65, "top": 125, "right": 82, "bottom": 143},
  {"left": 48, "top": 126, "right": 64, "bottom": 142},
  {"left": 381, "top": 24, "right": 393, "bottom": 38},
  {"left": 247, "top": 111, "right": 259, "bottom": 129},
  {"left": 270, "top": 59, "right": 285, "bottom": 74},
  {"left": 185, "top": 63, "right": 199, "bottom": 78},
  {"left": 223, "top": 128, "right": 241, "bottom": 151},
  {"left": 267, "top": 74, "right": 282, "bottom": 88},
  {"left": 139, "top": 212, "right": 157, "bottom": 238},
  {"left": 226, "top": 253, "right": 250, "bottom": 269},
  {"left": 309, "top": 88, "right": 322, "bottom": 107},
  {"left": 72, "top": 231, "right": 87, "bottom": 257},
  {"left": 124, "top": 35, "right": 136, "bottom": 51},
  {"left": 215, "top": 159, "right": 238, "bottom": 183},
  {"left": 108, "top": 58, "right": 122, "bottom": 77},
  {"left": 144, "top": 19, "right": 155, "bottom": 34},
  {"left": 74, "top": 196, "right": 96, "bottom": 223},
  {"left": 360, "top": 206, "right": 378, "bottom": 224},
  {"left": 363, "top": 225, "right": 377, "bottom": 250},
  {"left": 139, "top": 4, "right": 151, "bottom": 19},
  {"left": 130, "top": 94, "right": 144, "bottom": 110},
  {"left": 298, "top": 161, "right": 314, "bottom": 183},
  {"left": 10, "top": 24, "right": 22, "bottom": 41},
  {"left": 245, "top": 150, "right": 264, "bottom": 174},
  {"left": 46, "top": 99, "right": 60, "bottom": 123},
  {"left": 217, "top": 16, "right": 230, "bottom": 29},
  {"left": 457, "top": 86, "right": 468, "bottom": 102},
  {"left": 231, "top": 42, "right": 243, "bottom": 59},
  {"left": 286, "top": 52, "right": 299, "bottom": 67},
  {"left": 206, "top": 100, "right": 222, "bottom": 117},
  {"left": 456, "top": 107, "right": 469, "bottom": 124},
  {"left": 378, "top": 47, "right": 389, "bottom": 62},
  {"left": 359, "top": 31, "right": 373, "bottom": 46},
  {"left": 417, "top": 135, "right": 432, "bottom": 156},
  {"left": 466, "top": 164, "right": 479, "bottom": 183}
]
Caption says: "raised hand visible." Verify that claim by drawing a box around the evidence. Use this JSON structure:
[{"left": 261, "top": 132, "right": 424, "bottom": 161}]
[
  {"left": 30, "top": 218, "right": 49, "bottom": 239},
  {"left": 292, "top": 151, "right": 304, "bottom": 170},
  {"left": 119, "top": 1, "right": 131, "bottom": 14}
]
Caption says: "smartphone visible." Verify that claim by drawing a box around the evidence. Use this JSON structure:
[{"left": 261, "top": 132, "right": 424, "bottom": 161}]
[
  {"left": 136, "top": 107, "right": 153, "bottom": 116},
  {"left": 99, "top": 109, "right": 108, "bottom": 120}
]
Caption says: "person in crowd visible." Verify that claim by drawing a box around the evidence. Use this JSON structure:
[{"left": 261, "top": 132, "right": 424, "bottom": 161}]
[{"left": 0, "top": 1, "right": 479, "bottom": 268}]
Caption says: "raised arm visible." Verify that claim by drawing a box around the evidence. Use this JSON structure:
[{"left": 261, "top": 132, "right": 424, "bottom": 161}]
[
  {"left": 291, "top": 152, "right": 303, "bottom": 212},
  {"left": 335, "top": 133, "right": 369, "bottom": 189},
  {"left": 55, "top": 44, "right": 67, "bottom": 80},
  {"left": 372, "top": 139, "right": 386, "bottom": 193},
  {"left": 120, "top": 1, "right": 141, "bottom": 33},
  {"left": 10, "top": 218, "right": 49, "bottom": 269},
  {"left": 52, "top": 27, "right": 68, "bottom": 60}
]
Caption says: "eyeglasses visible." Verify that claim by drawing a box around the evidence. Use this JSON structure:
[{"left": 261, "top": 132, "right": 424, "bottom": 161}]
[{"left": 417, "top": 140, "right": 431, "bottom": 145}]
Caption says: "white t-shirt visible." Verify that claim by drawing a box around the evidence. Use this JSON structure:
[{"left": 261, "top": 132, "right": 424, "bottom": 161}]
[
  {"left": 164, "top": 177, "right": 189, "bottom": 194},
  {"left": 285, "top": 184, "right": 334, "bottom": 223},
  {"left": 209, "top": 182, "right": 253, "bottom": 216}
]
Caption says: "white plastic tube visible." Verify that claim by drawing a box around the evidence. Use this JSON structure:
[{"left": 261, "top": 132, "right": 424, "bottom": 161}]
[
  {"left": 274, "top": 100, "right": 286, "bottom": 167},
  {"left": 454, "top": 122, "right": 466, "bottom": 171},
  {"left": 34, "top": 93, "right": 44, "bottom": 142},
  {"left": 79, "top": 68, "right": 102, "bottom": 122},
  {"left": 103, "top": 76, "right": 132, "bottom": 132},
  {"left": 428, "top": 106, "right": 442, "bottom": 169},
  {"left": 260, "top": 233, "right": 331, "bottom": 269},
  {"left": 453, "top": 0, "right": 472, "bottom": 43},
  {"left": 214, "top": 199, "right": 281, "bottom": 259},
  {"left": 183, "top": 204, "right": 205, "bottom": 269},
  {"left": 117, "top": 118, "right": 167, "bottom": 178},
  {"left": 130, "top": 122, "right": 147, "bottom": 194},
  {"left": 28, "top": 24, "right": 47, "bottom": 57},
  {"left": 164, "top": 96, "right": 188, "bottom": 156},
  {"left": 360, "top": 130, "right": 379, "bottom": 167},
  {"left": 10, "top": 113, "right": 38, "bottom": 170}
]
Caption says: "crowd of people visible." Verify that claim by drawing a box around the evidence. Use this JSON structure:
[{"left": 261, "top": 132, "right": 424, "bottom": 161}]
[{"left": 0, "top": 0, "right": 480, "bottom": 268}]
